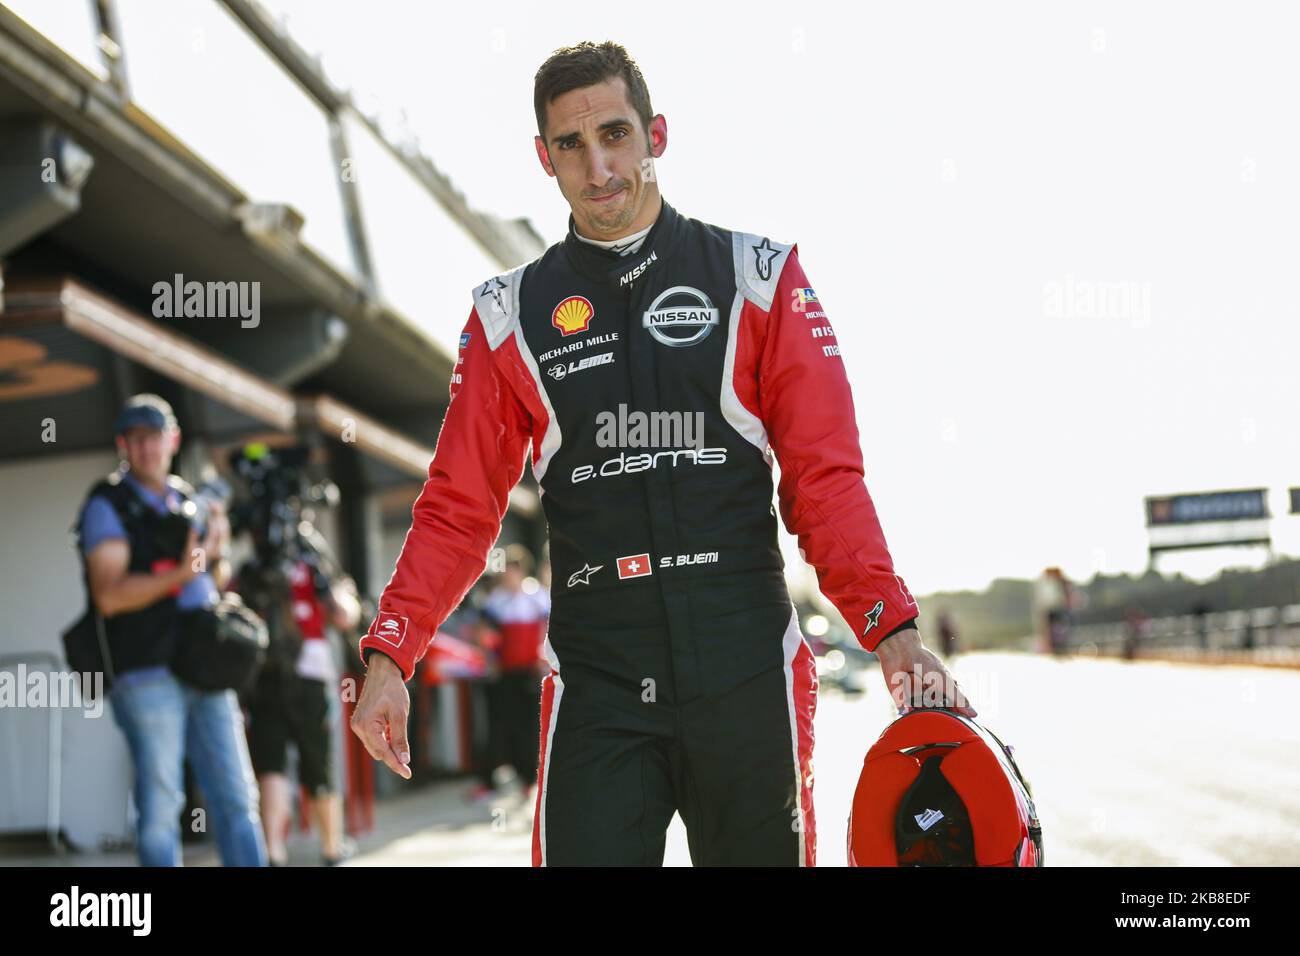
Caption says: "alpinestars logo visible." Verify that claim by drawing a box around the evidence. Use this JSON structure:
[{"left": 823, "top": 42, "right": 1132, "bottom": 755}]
[
  {"left": 862, "top": 600, "right": 885, "bottom": 637},
  {"left": 752, "top": 237, "right": 781, "bottom": 281},
  {"left": 567, "top": 563, "right": 603, "bottom": 587},
  {"left": 479, "top": 277, "right": 508, "bottom": 316}
]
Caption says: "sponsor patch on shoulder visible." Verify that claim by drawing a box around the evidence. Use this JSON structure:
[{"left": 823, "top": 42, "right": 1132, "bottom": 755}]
[{"left": 795, "top": 287, "right": 819, "bottom": 305}]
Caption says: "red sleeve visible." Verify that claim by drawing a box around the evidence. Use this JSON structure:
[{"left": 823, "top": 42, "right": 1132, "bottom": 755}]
[
  {"left": 358, "top": 306, "right": 533, "bottom": 680},
  {"left": 758, "top": 246, "right": 918, "bottom": 652}
]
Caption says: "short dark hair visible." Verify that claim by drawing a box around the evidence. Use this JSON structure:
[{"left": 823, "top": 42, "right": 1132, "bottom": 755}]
[{"left": 533, "top": 41, "right": 654, "bottom": 142}]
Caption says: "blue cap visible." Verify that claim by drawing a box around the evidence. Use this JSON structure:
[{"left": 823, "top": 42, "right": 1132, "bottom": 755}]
[{"left": 114, "top": 393, "right": 178, "bottom": 435}]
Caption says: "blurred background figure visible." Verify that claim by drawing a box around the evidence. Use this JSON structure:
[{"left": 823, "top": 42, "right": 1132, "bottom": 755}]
[
  {"left": 76, "top": 394, "right": 265, "bottom": 867},
  {"left": 227, "top": 444, "right": 361, "bottom": 866},
  {"left": 1192, "top": 601, "right": 1212, "bottom": 651},
  {"left": 1034, "top": 567, "right": 1079, "bottom": 658},
  {"left": 466, "top": 544, "right": 549, "bottom": 804},
  {"left": 1122, "top": 606, "right": 1150, "bottom": 661},
  {"left": 936, "top": 606, "right": 960, "bottom": 659}
]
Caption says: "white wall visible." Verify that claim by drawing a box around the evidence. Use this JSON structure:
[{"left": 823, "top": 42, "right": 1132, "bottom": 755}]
[{"left": 0, "top": 449, "right": 133, "bottom": 849}]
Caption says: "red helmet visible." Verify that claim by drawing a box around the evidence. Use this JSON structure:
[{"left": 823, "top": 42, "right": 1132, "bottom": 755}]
[{"left": 848, "top": 707, "right": 1043, "bottom": 867}]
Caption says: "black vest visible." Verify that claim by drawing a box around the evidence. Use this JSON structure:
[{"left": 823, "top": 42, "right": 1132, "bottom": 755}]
[
  {"left": 75, "top": 471, "right": 195, "bottom": 675},
  {"left": 476, "top": 199, "right": 788, "bottom": 634}
]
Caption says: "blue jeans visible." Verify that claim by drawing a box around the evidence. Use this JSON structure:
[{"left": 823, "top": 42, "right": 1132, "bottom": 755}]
[{"left": 108, "top": 666, "right": 267, "bottom": 867}]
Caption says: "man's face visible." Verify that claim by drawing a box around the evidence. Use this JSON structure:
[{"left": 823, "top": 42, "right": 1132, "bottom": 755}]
[
  {"left": 535, "top": 76, "right": 667, "bottom": 238},
  {"left": 116, "top": 425, "right": 178, "bottom": 483}
]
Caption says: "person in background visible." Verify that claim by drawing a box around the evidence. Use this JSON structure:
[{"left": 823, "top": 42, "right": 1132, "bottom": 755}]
[
  {"left": 77, "top": 393, "right": 266, "bottom": 867},
  {"left": 936, "top": 607, "right": 960, "bottom": 659},
  {"left": 1191, "top": 601, "right": 1211, "bottom": 651},
  {"left": 468, "top": 544, "right": 550, "bottom": 804},
  {"left": 1122, "top": 606, "right": 1149, "bottom": 661},
  {"left": 233, "top": 529, "right": 361, "bottom": 866},
  {"left": 1034, "top": 567, "right": 1076, "bottom": 657}
]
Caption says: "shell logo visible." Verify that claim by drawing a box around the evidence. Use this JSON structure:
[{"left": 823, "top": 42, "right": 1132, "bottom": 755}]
[{"left": 552, "top": 295, "right": 595, "bottom": 336}]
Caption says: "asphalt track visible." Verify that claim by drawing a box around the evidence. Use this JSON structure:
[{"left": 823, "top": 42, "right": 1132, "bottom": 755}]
[{"left": 344, "top": 651, "right": 1300, "bottom": 866}]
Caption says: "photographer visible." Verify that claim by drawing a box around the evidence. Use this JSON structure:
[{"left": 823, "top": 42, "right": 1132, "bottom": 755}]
[
  {"left": 230, "top": 448, "right": 361, "bottom": 866},
  {"left": 75, "top": 394, "right": 267, "bottom": 867}
]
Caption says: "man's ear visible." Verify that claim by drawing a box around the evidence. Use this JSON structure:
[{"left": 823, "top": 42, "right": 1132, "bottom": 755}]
[
  {"left": 534, "top": 135, "right": 555, "bottom": 177},
  {"left": 647, "top": 114, "right": 668, "bottom": 158},
  {"left": 169, "top": 428, "right": 182, "bottom": 454}
]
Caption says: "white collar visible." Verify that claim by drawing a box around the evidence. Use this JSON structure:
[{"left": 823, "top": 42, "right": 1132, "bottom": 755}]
[{"left": 573, "top": 221, "right": 654, "bottom": 257}]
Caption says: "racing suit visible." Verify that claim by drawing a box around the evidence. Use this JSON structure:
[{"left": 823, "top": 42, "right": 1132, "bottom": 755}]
[{"left": 359, "top": 198, "right": 918, "bottom": 866}]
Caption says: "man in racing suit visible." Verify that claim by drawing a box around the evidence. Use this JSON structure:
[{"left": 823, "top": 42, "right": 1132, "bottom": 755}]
[{"left": 351, "top": 40, "right": 975, "bottom": 866}]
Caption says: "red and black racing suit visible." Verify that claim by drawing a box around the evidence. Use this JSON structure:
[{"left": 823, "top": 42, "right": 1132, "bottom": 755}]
[{"left": 360, "top": 199, "right": 918, "bottom": 865}]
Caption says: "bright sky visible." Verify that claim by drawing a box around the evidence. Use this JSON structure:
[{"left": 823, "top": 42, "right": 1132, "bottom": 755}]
[
  {"left": 263, "top": 0, "right": 1300, "bottom": 595},
  {"left": 14, "top": 0, "right": 1299, "bottom": 594}
]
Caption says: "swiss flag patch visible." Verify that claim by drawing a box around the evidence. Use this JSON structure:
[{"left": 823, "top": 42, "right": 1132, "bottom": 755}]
[
  {"left": 372, "top": 612, "right": 408, "bottom": 648},
  {"left": 616, "top": 554, "right": 653, "bottom": 580}
]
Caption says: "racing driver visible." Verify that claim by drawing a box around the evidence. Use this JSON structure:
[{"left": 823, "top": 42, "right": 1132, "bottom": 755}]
[{"left": 351, "top": 40, "right": 976, "bottom": 866}]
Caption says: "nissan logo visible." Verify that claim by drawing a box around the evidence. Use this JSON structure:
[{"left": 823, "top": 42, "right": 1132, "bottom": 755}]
[{"left": 642, "top": 286, "right": 720, "bottom": 348}]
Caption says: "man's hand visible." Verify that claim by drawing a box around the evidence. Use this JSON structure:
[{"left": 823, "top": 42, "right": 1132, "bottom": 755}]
[
  {"left": 350, "top": 652, "right": 413, "bottom": 780},
  {"left": 874, "top": 628, "right": 977, "bottom": 717}
]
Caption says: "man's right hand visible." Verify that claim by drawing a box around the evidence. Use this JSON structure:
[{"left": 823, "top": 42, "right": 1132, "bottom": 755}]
[
  {"left": 350, "top": 652, "right": 413, "bottom": 780},
  {"left": 874, "top": 628, "right": 977, "bottom": 718}
]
